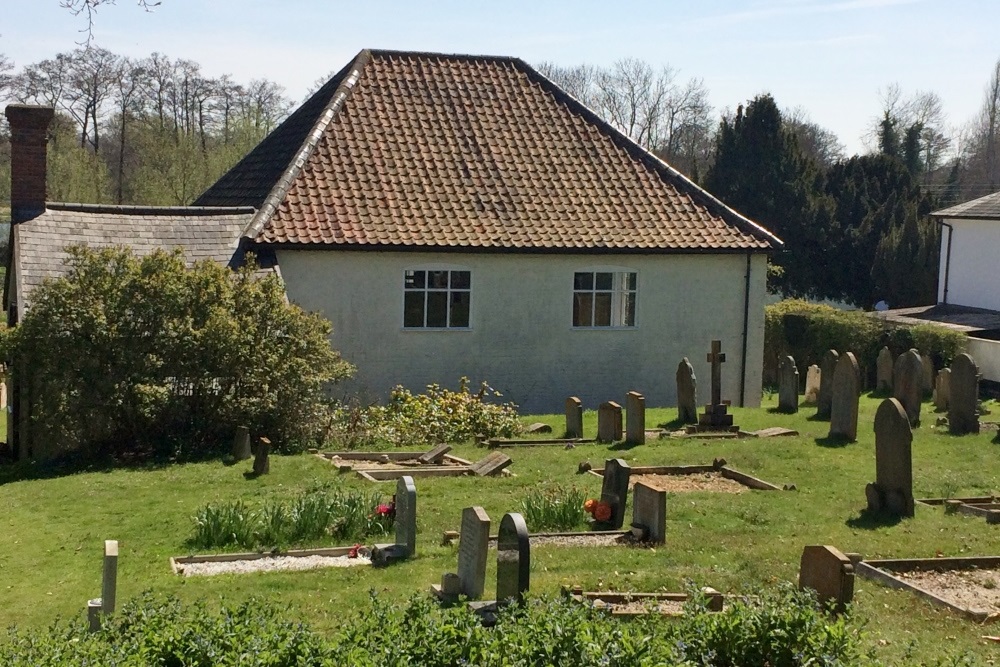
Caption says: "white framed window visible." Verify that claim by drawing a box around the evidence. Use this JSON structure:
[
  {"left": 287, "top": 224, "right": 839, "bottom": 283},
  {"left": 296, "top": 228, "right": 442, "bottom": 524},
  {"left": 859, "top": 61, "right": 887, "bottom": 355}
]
[
  {"left": 403, "top": 269, "right": 471, "bottom": 328},
  {"left": 572, "top": 271, "right": 637, "bottom": 328}
]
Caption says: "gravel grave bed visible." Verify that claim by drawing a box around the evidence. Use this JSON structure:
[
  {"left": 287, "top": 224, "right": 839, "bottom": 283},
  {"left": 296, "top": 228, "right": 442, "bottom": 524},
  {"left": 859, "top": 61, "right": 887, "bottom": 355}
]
[
  {"left": 488, "top": 533, "right": 639, "bottom": 548},
  {"left": 178, "top": 554, "right": 372, "bottom": 577},
  {"left": 631, "top": 472, "right": 748, "bottom": 494},
  {"left": 590, "top": 598, "right": 687, "bottom": 615},
  {"left": 893, "top": 568, "right": 1000, "bottom": 614}
]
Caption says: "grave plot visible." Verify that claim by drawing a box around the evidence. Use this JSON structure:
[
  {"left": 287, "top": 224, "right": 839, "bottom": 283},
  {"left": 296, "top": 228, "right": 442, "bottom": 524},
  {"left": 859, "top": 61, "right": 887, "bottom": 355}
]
[
  {"left": 588, "top": 460, "right": 787, "bottom": 493},
  {"left": 917, "top": 496, "right": 1000, "bottom": 525},
  {"left": 563, "top": 586, "right": 724, "bottom": 617},
  {"left": 315, "top": 445, "right": 512, "bottom": 482},
  {"left": 855, "top": 556, "right": 1000, "bottom": 622}
]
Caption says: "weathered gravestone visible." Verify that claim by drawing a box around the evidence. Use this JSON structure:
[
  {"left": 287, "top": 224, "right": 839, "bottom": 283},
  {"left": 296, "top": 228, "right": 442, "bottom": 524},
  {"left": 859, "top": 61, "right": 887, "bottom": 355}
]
[
  {"left": 893, "top": 349, "right": 923, "bottom": 426},
  {"left": 798, "top": 545, "right": 855, "bottom": 614},
  {"left": 866, "top": 398, "right": 914, "bottom": 517},
  {"left": 625, "top": 391, "right": 646, "bottom": 445},
  {"left": 600, "top": 458, "right": 632, "bottom": 529},
  {"left": 457, "top": 506, "right": 491, "bottom": 599},
  {"left": 828, "top": 352, "right": 861, "bottom": 442},
  {"left": 778, "top": 355, "right": 799, "bottom": 413},
  {"left": 804, "top": 365, "right": 821, "bottom": 404},
  {"left": 949, "top": 353, "right": 980, "bottom": 436},
  {"left": 817, "top": 349, "right": 839, "bottom": 420},
  {"left": 232, "top": 425, "right": 251, "bottom": 461},
  {"left": 876, "top": 346, "right": 894, "bottom": 393},
  {"left": 921, "top": 354, "right": 935, "bottom": 398},
  {"left": 374, "top": 476, "right": 418, "bottom": 565},
  {"left": 934, "top": 368, "right": 951, "bottom": 412},
  {"left": 496, "top": 512, "right": 530, "bottom": 606},
  {"left": 565, "top": 397, "right": 584, "bottom": 439},
  {"left": 597, "top": 401, "right": 623, "bottom": 442},
  {"left": 252, "top": 437, "right": 270, "bottom": 475},
  {"left": 632, "top": 481, "right": 666, "bottom": 544},
  {"left": 676, "top": 358, "right": 698, "bottom": 424}
]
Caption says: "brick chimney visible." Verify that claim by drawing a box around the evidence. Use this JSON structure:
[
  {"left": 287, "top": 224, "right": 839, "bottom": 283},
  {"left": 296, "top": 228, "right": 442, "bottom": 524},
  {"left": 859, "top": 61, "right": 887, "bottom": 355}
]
[{"left": 5, "top": 104, "right": 55, "bottom": 224}]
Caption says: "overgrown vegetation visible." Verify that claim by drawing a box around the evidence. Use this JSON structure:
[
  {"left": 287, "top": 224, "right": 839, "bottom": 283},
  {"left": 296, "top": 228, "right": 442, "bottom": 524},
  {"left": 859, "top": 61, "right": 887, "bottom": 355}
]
[
  {"left": 190, "top": 485, "right": 393, "bottom": 550},
  {"left": 0, "top": 246, "right": 354, "bottom": 460},
  {"left": 520, "top": 485, "right": 589, "bottom": 532}
]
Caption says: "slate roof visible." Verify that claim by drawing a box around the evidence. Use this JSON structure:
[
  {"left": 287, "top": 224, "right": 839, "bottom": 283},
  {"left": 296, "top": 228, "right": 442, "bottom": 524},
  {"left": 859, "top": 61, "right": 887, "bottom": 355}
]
[
  {"left": 196, "top": 49, "right": 781, "bottom": 253},
  {"left": 933, "top": 190, "right": 1000, "bottom": 220},
  {"left": 9, "top": 203, "right": 254, "bottom": 309}
]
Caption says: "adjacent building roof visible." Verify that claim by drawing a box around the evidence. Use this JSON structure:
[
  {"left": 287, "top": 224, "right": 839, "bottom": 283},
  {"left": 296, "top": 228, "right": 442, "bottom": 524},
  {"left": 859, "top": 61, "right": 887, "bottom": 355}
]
[
  {"left": 8, "top": 203, "right": 254, "bottom": 309},
  {"left": 933, "top": 190, "right": 1000, "bottom": 219},
  {"left": 197, "top": 49, "right": 781, "bottom": 253}
]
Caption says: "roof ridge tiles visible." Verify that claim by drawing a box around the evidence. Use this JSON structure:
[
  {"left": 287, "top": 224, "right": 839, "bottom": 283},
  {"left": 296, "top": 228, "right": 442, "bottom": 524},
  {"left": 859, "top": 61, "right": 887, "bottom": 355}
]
[{"left": 45, "top": 202, "right": 255, "bottom": 216}]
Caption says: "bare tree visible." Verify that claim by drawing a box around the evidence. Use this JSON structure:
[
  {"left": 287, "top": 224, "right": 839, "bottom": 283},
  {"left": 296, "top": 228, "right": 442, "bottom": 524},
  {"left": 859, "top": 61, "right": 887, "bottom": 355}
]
[
  {"left": 784, "top": 106, "right": 846, "bottom": 168},
  {"left": 12, "top": 54, "right": 72, "bottom": 107},
  {"left": 534, "top": 62, "right": 598, "bottom": 108},
  {"left": 59, "top": 0, "right": 161, "bottom": 45},
  {"left": 110, "top": 56, "right": 145, "bottom": 202},
  {"left": 0, "top": 52, "right": 13, "bottom": 101},
  {"left": 240, "top": 79, "right": 290, "bottom": 134},
  {"left": 865, "top": 83, "right": 952, "bottom": 173},
  {"left": 66, "top": 46, "right": 120, "bottom": 150}
]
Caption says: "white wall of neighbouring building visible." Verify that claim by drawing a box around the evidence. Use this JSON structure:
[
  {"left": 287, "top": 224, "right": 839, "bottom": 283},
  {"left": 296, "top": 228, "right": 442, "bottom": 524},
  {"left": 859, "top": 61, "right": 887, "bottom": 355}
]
[
  {"left": 276, "top": 250, "right": 768, "bottom": 414},
  {"left": 938, "top": 217, "right": 1000, "bottom": 311}
]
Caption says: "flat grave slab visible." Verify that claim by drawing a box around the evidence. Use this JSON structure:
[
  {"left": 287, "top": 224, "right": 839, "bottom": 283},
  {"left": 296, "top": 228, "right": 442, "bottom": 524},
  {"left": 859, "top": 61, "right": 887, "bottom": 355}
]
[
  {"left": 564, "top": 586, "right": 724, "bottom": 617},
  {"left": 856, "top": 556, "right": 1000, "bottom": 622},
  {"left": 588, "top": 463, "right": 786, "bottom": 492},
  {"left": 170, "top": 546, "right": 371, "bottom": 577}
]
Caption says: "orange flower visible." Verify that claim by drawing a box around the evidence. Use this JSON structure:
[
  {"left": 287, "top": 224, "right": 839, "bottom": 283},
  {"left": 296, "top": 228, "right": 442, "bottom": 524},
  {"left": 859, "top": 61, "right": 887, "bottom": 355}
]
[
  {"left": 583, "top": 498, "right": 597, "bottom": 514},
  {"left": 593, "top": 502, "right": 613, "bottom": 522}
]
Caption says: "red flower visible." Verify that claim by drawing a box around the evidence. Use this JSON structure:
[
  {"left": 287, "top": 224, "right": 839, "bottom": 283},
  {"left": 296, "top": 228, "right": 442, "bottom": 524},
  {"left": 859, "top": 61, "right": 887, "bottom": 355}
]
[
  {"left": 593, "top": 502, "right": 613, "bottom": 522},
  {"left": 376, "top": 503, "right": 393, "bottom": 516}
]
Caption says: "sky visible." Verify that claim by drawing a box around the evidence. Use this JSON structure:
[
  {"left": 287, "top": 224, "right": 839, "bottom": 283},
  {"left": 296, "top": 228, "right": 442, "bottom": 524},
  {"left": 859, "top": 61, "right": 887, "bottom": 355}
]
[{"left": 2, "top": 0, "right": 999, "bottom": 156}]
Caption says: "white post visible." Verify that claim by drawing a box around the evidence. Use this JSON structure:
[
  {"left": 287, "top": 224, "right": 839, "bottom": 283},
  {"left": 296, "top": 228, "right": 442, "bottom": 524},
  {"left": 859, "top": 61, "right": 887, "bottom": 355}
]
[{"left": 102, "top": 540, "right": 118, "bottom": 617}]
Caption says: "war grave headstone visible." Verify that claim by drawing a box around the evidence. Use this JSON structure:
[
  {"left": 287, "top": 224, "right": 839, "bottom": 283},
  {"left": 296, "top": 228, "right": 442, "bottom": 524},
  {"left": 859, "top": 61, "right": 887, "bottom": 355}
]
[
  {"left": 876, "top": 346, "right": 894, "bottom": 393},
  {"left": 798, "top": 545, "right": 855, "bottom": 614},
  {"left": 816, "top": 349, "right": 839, "bottom": 420},
  {"left": 372, "top": 476, "right": 418, "bottom": 565},
  {"left": 865, "top": 398, "right": 914, "bottom": 518},
  {"left": 690, "top": 340, "right": 739, "bottom": 434},
  {"left": 933, "top": 368, "right": 951, "bottom": 412},
  {"left": 828, "top": 352, "right": 861, "bottom": 442},
  {"left": 949, "top": 353, "right": 980, "bottom": 436},
  {"left": 597, "top": 401, "right": 623, "bottom": 442},
  {"left": 893, "top": 349, "right": 923, "bottom": 427},
  {"left": 778, "top": 355, "right": 799, "bottom": 413},
  {"left": 804, "top": 365, "right": 821, "bottom": 404},
  {"left": 921, "top": 354, "right": 935, "bottom": 398},
  {"left": 625, "top": 391, "right": 646, "bottom": 445},
  {"left": 676, "top": 358, "right": 698, "bottom": 424},
  {"left": 566, "top": 396, "right": 584, "bottom": 438},
  {"left": 432, "top": 506, "right": 491, "bottom": 602}
]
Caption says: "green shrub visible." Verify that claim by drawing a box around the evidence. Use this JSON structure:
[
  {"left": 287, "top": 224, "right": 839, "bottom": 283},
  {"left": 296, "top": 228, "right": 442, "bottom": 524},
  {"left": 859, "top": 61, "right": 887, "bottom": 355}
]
[{"left": 521, "top": 486, "right": 588, "bottom": 531}]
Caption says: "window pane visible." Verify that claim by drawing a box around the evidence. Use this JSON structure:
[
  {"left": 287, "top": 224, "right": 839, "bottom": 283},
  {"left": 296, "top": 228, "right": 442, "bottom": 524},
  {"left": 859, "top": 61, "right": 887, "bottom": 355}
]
[
  {"left": 595, "top": 272, "right": 612, "bottom": 290},
  {"left": 594, "top": 293, "right": 612, "bottom": 326},
  {"left": 428, "top": 270, "right": 449, "bottom": 289},
  {"left": 404, "top": 292, "right": 425, "bottom": 327},
  {"left": 426, "top": 292, "right": 448, "bottom": 327},
  {"left": 573, "top": 272, "right": 593, "bottom": 290},
  {"left": 573, "top": 293, "right": 593, "bottom": 327},
  {"left": 624, "top": 292, "right": 636, "bottom": 327},
  {"left": 450, "top": 271, "right": 471, "bottom": 290},
  {"left": 404, "top": 270, "right": 425, "bottom": 289},
  {"left": 624, "top": 272, "right": 637, "bottom": 291},
  {"left": 450, "top": 291, "right": 470, "bottom": 327}
]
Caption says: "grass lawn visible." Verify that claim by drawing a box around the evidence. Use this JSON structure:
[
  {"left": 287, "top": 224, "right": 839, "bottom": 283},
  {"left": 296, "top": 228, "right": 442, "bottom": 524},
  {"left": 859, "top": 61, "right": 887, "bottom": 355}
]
[{"left": 2, "top": 392, "right": 1000, "bottom": 664}]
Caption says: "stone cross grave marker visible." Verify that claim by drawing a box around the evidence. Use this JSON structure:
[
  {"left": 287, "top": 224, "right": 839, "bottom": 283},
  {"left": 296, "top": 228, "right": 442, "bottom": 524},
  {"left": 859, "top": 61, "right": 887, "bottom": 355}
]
[
  {"left": 632, "top": 481, "right": 666, "bottom": 544},
  {"left": 876, "top": 346, "right": 893, "bottom": 393},
  {"left": 778, "top": 355, "right": 799, "bottom": 413},
  {"left": 697, "top": 340, "right": 736, "bottom": 431},
  {"left": 457, "top": 506, "right": 491, "bottom": 599},
  {"left": 600, "top": 458, "right": 632, "bottom": 529},
  {"left": 496, "top": 512, "right": 530, "bottom": 607},
  {"left": 396, "top": 476, "right": 417, "bottom": 558},
  {"left": 565, "top": 396, "right": 584, "bottom": 438},
  {"left": 949, "top": 353, "right": 980, "bottom": 436},
  {"left": 798, "top": 545, "right": 855, "bottom": 614},
  {"left": 921, "top": 354, "right": 935, "bottom": 398},
  {"left": 625, "top": 391, "right": 645, "bottom": 445},
  {"left": 934, "top": 368, "right": 951, "bottom": 412},
  {"left": 804, "top": 364, "right": 821, "bottom": 404},
  {"left": 708, "top": 339, "right": 725, "bottom": 407},
  {"left": 817, "top": 349, "right": 839, "bottom": 420},
  {"left": 232, "top": 425, "right": 251, "bottom": 461},
  {"left": 676, "top": 358, "right": 698, "bottom": 424},
  {"left": 893, "top": 349, "right": 923, "bottom": 426},
  {"left": 597, "top": 401, "right": 623, "bottom": 442},
  {"left": 828, "top": 352, "right": 861, "bottom": 442},
  {"left": 866, "top": 398, "right": 914, "bottom": 518}
]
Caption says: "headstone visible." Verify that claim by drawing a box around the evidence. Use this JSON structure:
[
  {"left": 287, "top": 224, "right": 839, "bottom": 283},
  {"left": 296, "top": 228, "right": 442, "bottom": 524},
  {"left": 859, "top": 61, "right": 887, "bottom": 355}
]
[
  {"left": 417, "top": 444, "right": 452, "bottom": 465},
  {"left": 949, "top": 353, "right": 980, "bottom": 436},
  {"left": 232, "top": 425, "right": 251, "bottom": 461},
  {"left": 866, "top": 398, "right": 914, "bottom": 517},
  {"left": 828, "top": 352, "right": 861, "bottom": 442},
  {"left": 102, "top": 540, "right": 118, "bottom": 616},
  {"left": 876, "top": 346, "right": 894, "bottom": 393},
  {"left": 469, "top": 452, "right": 512, "bottom": 476},
  {"left": 921, "top": 354, "right": 935, "bottom": 398},
  {"left": 597, "top": 401, "right": 623, "bottom": 442},
  {"left": 457, "top": 506, "right": 491, "bottom": 599},
  {"left": 600, "top": 458, "right": 631, "bottom": 529},
  {"left": 696, "top": 341, "right": 737, "bottom": 431},
  {"left": 395, "top": 476, "right": 417, "bottom": 558},
  {"left": 817, "top": 349, "right": 839, "bottom": 420},
  {"left": 893, "top": 349, "right": 923, "bottom": 426},
  {"left": 252, "top": 437, "right": 270, "bottom": 475},
  {"left": 525, "top": 422, "right": 552, "bottom": 434},
  {"left": 676, "top": 358, "right": 698, "bottom": 424},
  {"left": 803, "top": 365, "right": 821, "bottom": 404},
  {"left": 565, "top": 397, "right": 584, "bottom": 438},
  {"left": 778, "top": 355, "right": 799, "bottom": 413},
  {"left": 798, "top": 545, "right": 855, "bottom": 614},
  {"left": 625, "top": 391, "right": 645, "bottom": 445},
  {"left": 496, "top": 512, "right": 530, "bottom": 606},
  {"left": 933, "top": 368, "right": 951, "bottom": 412},
  {"left": 631, "top": 482, "right": 666, "bottom": 544}
]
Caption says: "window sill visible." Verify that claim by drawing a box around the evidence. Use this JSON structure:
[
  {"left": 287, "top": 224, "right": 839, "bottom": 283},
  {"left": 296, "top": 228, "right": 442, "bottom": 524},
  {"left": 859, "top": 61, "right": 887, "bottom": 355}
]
[
  {"left": 401, "top": 327, "right": 473, "bottom": 332},
  {"left": 570, "top": 326, "right": 638, "bottom": 331}
]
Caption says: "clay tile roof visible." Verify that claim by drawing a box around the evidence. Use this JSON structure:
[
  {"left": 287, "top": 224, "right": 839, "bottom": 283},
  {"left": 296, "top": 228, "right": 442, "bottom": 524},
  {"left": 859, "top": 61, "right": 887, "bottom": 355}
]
[
  {"left": 933, "top": 190, "right": 1000, "bottom": 220},
  {"left": 196, "top": 49, "right": 782, "bottom": 253}
]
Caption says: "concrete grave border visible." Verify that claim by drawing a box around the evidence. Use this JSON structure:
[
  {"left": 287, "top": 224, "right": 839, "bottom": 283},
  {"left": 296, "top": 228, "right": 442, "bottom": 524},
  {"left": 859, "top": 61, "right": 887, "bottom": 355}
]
[
  {"left": 588, "top": 463, "right": 787, "bottom": 491},
  {"left": 315, "top": 450, "right": 514, "bottom": 482},
  {"left": 917, "top": 496, "right": 1000, "bottom": 525},
  {"left": 564, "top": 586, "right": 724, "bottom": 617},
  {"left": 170, "top": 545, "right": 366, "bottom": 575}
]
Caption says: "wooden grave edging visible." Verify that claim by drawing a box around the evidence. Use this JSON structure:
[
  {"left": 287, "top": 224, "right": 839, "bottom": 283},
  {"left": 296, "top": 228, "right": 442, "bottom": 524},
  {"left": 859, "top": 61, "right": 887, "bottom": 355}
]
[
  {"left": 563, "top": 586, "right": 724, "bottom": 617},
  {"left": 587, "top": 464, "right": 786, "bottom": 491},
  {"left": 855, "top": 555, "right": 1000, "bottom": 622},
  {"left": 170, "top": 545, "right": 360, "bottom": 575}
]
